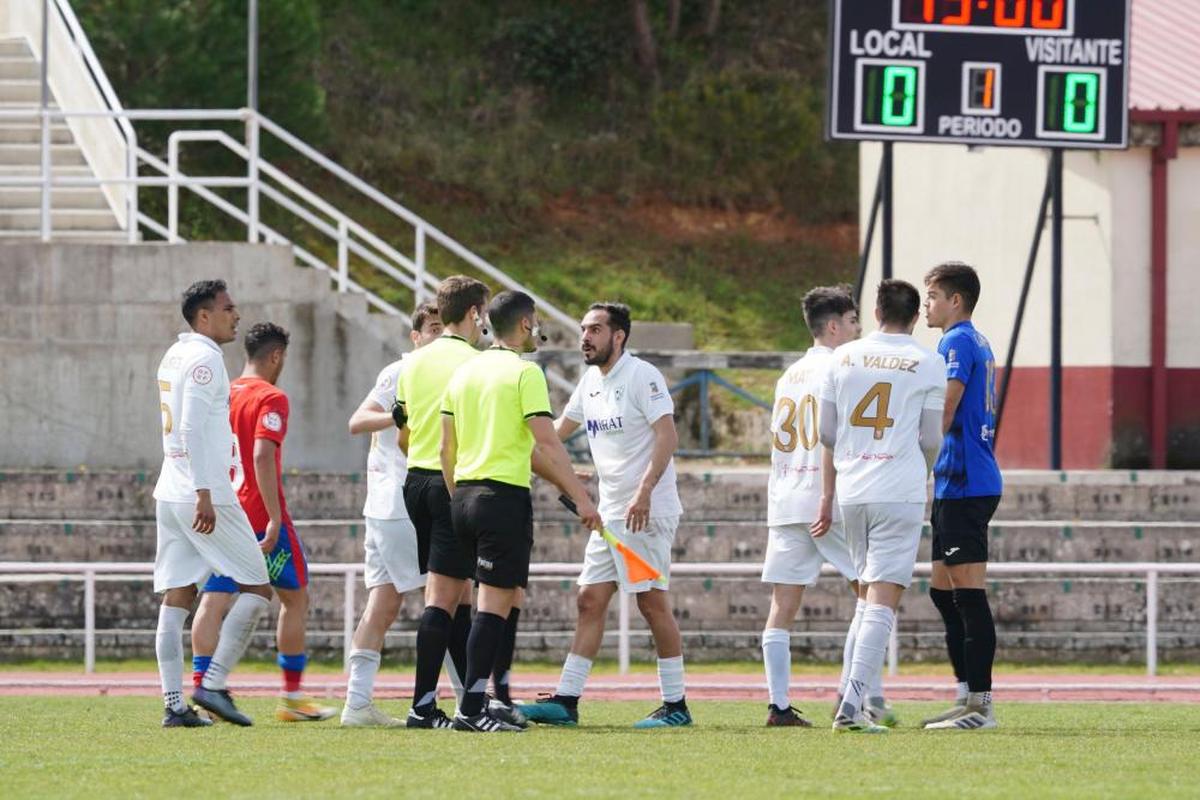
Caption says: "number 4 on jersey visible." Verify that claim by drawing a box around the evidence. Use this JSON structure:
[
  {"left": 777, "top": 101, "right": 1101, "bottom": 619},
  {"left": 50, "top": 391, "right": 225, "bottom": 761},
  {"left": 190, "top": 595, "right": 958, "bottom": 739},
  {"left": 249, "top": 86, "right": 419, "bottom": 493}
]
[{"left": 850, "top": 382, "right": 894, "bottom": 440}]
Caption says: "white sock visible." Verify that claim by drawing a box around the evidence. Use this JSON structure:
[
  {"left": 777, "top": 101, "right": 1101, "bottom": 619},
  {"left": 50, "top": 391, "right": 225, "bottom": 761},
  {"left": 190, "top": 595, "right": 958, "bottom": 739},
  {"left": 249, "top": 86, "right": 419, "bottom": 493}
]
[
  {"left": 761, "top": 628, "right": 791, "bottom": 709},
  {"left": 555, "top": 653, "right": 593, "bottom": 698},
  {"left": 838, "top": 604, "right": 894, "bottom": 719},
  {"left": 956, "top": 681, "right": 970, "bottom": 702},
  {"left": 443, "top": 652, "right": 464, "bottom": 706},
  {"left": 346, "top": 648, "right": 381, "bottom": 710},
  {"left": 969, "top": 690, "right": 993, "bottom": 708},
  {"left": 657, "top": 655, "right": 686, "bottom": 704},
  {"left": 839, "top": 599, "right": 866, "bottom": 694},
  {"left": 201, "top": 593, "right": 269, "bottom": 690},
  {"left": 156, "top": 605, "right": 189, "bottom": 712}
]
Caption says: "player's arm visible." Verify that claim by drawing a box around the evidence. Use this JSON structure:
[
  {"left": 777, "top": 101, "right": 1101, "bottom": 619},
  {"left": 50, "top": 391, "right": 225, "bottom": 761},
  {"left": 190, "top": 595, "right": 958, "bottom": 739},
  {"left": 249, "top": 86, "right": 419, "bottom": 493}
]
[
  {"left": 178, "top": 360, "right": 220, "bottom": 534},
  {"left": 439, "top": 413, "right": 457, "bottom": 497},
  {"left": 253, "top": 438, "right": 283, "bottom": 552},
  {"left": 529, "top": 416, "right": 601, "bottom": 531},
  {"left": 626, "top": 414, "right": 678, "bottom": 533},
  {"left": 348, "top": 398, "right": 394, "bottom": 436},
  {"left": 920, "top": 410, "right": 944, "bottom": 471},
  {"left": 554, "top": 413, "right": 581, "bottom": 441},
  {"left": 811, "top": 446, "right": 837, "bottom": 539},
  {"left": 942, "top": 379, "right": 966, "bottom": 434},
  {"left": 818, "top": 400, "right": 839, "bottom": 449},
  {"left": 921, "top": 362, "right": 948, "bottom": 471}
]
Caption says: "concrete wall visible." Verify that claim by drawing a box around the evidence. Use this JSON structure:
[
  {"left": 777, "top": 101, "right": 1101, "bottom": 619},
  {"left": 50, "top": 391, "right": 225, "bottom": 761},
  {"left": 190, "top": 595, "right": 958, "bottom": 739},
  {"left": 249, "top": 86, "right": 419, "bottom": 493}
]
[{"left": 0, "top": 242, "right": 409, "bottom": 470}]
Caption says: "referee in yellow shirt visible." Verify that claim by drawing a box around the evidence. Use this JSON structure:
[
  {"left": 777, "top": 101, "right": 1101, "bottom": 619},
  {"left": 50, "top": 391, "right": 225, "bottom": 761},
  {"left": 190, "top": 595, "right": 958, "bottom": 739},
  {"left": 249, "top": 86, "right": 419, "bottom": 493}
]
[
  {"left": 441, "top": 290, "right": 600, "bottom": 732},
  {"left": 396, "top": 275, "right": 489, "bottom": 728}
]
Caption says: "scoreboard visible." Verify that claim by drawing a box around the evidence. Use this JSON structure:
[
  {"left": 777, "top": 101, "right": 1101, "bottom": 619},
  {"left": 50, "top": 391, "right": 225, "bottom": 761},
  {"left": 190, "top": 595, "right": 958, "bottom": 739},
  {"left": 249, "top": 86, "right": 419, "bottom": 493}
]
[{"left": 827, "top": 0, "right": 1131, "bottom": 148}]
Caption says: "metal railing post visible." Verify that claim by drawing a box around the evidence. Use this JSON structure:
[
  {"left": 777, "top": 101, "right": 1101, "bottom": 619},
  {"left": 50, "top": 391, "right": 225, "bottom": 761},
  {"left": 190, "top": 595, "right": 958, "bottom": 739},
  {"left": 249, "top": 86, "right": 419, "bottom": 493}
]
[
  {"left": 618, "top": 590, "right": 631, "bottom": 675},
  {"left": 167, "top": 136, "right": 179, "bottom": 242},
  {"left": 40, "top": 0, "right": 52, "bottom": 242},
  {"left": 1146, "top": 568, "right": 1159, "bottom": 677},
  {"left": 343, "top": 568, "right": 355, "bottom": 672},
  {"left": 83, "top": 569, "right": 96, "bottom": 674},
  {"left": 126, "top": 136, "right": 138, "bottom": 243},
  {"left": 246, "top": 111, "right": 260, "bottom": 242},
  {"left": 888, "top": 620, "right": 899, "bottom": 676},
  {"left": 699, "top": 370, "right": 711, "bottom": 453},
  {"left": 414, "top": 226, "right": 427, "bottom": 304},
  {"left": 337, "top": 219, "right": 349, "bottom": 293}
]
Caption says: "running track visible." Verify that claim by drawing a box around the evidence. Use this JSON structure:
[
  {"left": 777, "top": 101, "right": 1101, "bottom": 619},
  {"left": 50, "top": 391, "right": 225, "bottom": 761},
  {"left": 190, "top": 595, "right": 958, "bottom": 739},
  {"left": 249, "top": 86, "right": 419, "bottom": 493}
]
[{"left": 2, "top": 672, "right": 1198, "bottom": 702}]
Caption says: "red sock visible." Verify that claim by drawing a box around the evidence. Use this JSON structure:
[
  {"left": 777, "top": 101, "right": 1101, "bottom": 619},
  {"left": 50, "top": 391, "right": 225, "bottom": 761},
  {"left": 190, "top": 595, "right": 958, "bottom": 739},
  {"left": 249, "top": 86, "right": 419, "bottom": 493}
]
[
  {"left": 192, "top": 670, "right": 204, "bottom": 689},
  {"left": 283, "top": 669, "right": 303, "bottom": 695}
]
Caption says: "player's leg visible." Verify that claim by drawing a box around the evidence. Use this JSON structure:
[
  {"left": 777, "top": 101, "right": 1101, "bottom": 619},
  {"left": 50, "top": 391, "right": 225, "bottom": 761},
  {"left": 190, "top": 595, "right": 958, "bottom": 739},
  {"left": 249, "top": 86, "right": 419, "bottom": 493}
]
[
  {"left": 760, "top": 522, "right": 824, "bottom": 727},
  {"left": 490, "top": 586, "right": 522, "bottom": 706},
  {"left": 455, "top": 583, "right": 522, "bottom": 731},
  {"left": 833, "top": 502, "right": 922, "bottom": 734},
  {"left": 408, "top": 473, "right": 471, "bottom": 725},
  {"left": 190, "top": 506, "right": 272, "bottom": 726},
  {"left": 925, "top": 498, "right": 970, "bottom": 723},
  {"left": 343, "top": 516, "right": 421, "bottom": 727},
  {"left": 926, "top": 496, "right": 1000, "bottom": 730},
  {"left": 519, "top": 530, "right": 617, "bottom": 725},
  {"left": 267, "top": 526, "right": 335, "bottom": 722},
  {"left": 633, "top": 587, "right": 693, "bottom": 729},
  {"left": 190, "top": 578, "right": 235, "bottom": 689},
  {"left": 153, "top": 500, "right": 211, "bottom": 727}
]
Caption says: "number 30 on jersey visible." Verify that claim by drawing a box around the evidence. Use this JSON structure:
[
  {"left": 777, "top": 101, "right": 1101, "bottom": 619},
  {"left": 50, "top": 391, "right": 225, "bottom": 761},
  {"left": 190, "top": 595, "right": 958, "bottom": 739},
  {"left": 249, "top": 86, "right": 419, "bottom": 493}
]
[{"left": 772, "top": 394, "right": 818, "bottom": 453}]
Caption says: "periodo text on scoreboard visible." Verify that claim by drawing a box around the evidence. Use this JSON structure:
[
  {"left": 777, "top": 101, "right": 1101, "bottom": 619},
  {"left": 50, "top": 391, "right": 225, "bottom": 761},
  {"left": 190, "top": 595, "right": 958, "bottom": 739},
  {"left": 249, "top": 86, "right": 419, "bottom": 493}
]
[{"left": 826, "top": 0, "right": 1132, "bottom": 149}]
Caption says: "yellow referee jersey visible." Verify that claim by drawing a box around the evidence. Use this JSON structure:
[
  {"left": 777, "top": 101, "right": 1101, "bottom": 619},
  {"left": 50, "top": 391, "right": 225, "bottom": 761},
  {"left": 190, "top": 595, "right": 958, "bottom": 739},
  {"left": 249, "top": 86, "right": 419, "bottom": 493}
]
[
  {"left": 441, "top": 347, "right": 552, "bottom": 488},
  {"left": 396, "top": 334, "right": 478, "bottom": 471}
]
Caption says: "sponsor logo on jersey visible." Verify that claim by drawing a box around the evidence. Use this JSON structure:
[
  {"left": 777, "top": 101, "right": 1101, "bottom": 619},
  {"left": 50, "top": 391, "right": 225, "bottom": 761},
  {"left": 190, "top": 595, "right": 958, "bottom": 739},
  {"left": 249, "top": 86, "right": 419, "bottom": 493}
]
[
  {"left": 614, "top": 385, "right": 625, "bottom": 402},
  {"left": 586, "top": 416, "right": 624, "bottom": 438},
  {"left": 262, "top": 411, "right": 283, "bottom": 432}
]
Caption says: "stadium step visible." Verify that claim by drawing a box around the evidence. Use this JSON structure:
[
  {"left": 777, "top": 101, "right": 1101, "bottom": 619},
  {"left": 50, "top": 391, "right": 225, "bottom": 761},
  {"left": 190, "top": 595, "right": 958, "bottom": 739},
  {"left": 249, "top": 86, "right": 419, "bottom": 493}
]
[
  {"left": 0, "top": 57, "right": 38, "bottom": 80},
  {"left": 0, "top": 123, "right": 74, "bottom": 144},
  {"left": 0, "top": 39, "right": 32, "bottom": 58},
  {"left": 0, "top": 142, "right": 88, "bottom": 166},
  {"left": 0, "top": 208, "right": 121, "bottom": 231},
  {"left": 0, "top": 186, "right": 109, "bottom": 210},
  {"left": 0, "top": 79, "right": 42, "bottom": 104}
]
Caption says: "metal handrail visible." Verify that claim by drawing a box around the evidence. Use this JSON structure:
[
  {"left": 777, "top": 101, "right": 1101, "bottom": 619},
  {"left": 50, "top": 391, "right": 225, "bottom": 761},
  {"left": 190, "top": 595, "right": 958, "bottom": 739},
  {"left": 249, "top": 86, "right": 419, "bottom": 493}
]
[{"left": 1, "top": 560, "right": 1194, "bottom": 677}]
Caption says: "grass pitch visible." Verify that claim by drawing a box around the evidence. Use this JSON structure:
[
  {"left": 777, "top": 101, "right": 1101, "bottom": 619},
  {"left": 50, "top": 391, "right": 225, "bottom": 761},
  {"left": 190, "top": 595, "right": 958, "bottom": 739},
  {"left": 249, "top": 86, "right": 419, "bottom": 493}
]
[{"left": 1, "top": 699, "right": 1197, "bottom": 799}]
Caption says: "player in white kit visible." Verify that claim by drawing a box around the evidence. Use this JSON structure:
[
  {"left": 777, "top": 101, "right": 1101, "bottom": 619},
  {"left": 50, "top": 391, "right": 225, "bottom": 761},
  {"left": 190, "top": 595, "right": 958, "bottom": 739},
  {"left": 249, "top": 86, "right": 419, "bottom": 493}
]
[
  {"left": 152, "top": 280, "right": 271, "bottom": 727},
  {"left": 341, "top": 301, "right": 444, "bottom": 727},
  {"left": 519, "top": 303, "right": 691, "bottom": 729},
  {"left": 761, "top": 286, "right": 867, "bottom": 727},
  {"left": 819, "top": 280, "right": 945, "bottom": 734}
]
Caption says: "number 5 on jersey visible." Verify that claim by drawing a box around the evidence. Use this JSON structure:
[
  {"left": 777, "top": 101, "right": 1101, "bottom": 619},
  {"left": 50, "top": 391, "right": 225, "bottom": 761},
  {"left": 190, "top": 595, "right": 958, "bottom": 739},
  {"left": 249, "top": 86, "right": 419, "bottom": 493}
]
[
  {"left": 157, "top": 380, "right": 173, "bottom": 434},
  {"left": 772, "top": 394, "right": 818, "bottom": 453},
  {"left": 850, "top": 382, "right": 894, "bottom": 440}
]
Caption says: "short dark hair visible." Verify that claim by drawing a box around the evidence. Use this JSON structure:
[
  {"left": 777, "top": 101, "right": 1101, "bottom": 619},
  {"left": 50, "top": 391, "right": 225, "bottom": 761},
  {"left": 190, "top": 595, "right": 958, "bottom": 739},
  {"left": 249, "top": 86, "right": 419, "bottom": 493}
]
[
  {"left": 925, "top": 261, "right": 981, "bottom": 313},
  {"left": 244, "top": 322, "right": 290, "bottom": 360},
  {"left": 181, "top": 279, "right": 227, "bottom": 325},
  {"left": 412, "top": 301, "right": 440, "bottom": 332},
  {"left": 588, "top": 302, "right": 632, "bottom": 349},
  {"left": 802, "top": 285, "right": 856, "bottom": 338},
  {"left": 488, "top": 290, "right": 536, "bottom": 337},
  {"left": 876, "top": 279, "right": 921, "bottom": 327},
  {"left": 436, "top": 275, "right": 489, "bottom": 325}
]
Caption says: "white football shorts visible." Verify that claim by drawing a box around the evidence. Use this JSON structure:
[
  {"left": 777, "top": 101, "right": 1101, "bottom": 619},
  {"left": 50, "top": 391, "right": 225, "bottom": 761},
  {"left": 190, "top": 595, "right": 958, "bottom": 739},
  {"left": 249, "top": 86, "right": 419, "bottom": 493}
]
[
  {"left": 363, "top": 516, "right": 425, "bottom": 593},
  {"left": 154, "top": 500, "right": 269, "bottom": 592},
  {"left": 761, "top": 521, "right": 858, "bottom": 586},
  {"left": 578, "top": 516, "right": 678, "bottom": 594},
  {"left": 839, "top": 502, "right": 925, "bottom": 588}
]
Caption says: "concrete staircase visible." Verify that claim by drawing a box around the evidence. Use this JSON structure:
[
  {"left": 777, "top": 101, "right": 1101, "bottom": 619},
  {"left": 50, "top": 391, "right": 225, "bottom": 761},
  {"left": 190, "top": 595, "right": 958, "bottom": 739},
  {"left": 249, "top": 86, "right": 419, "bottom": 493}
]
[{"left": 0, "top": 38, "right": 123, "bottom": 241}]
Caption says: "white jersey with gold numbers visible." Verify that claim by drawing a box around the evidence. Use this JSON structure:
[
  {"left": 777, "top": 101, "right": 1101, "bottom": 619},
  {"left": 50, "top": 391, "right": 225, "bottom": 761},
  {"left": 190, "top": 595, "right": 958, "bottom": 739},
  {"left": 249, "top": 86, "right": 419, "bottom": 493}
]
[
  {"left": 820, "top": 331, "right": 946, "bottom": 505},
  {"left": 768, "top": 346, "right": 837, "bottom": 526},
  {"left": 152, "top": 332, "right": 237, "bottom": 506}
]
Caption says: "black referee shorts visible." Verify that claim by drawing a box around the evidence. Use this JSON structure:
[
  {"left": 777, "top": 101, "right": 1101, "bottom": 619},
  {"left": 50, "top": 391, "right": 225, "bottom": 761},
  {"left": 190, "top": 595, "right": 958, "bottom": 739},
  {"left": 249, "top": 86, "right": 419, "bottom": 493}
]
[
  {"left": 451, "top": 480, "right": 533, "bottom": 589},
  {"left": 402, "top": 467, "right": 468, "bottom": 578},
  {"left": 930, "top": 495, "right": 1001, "bottom": 565}
]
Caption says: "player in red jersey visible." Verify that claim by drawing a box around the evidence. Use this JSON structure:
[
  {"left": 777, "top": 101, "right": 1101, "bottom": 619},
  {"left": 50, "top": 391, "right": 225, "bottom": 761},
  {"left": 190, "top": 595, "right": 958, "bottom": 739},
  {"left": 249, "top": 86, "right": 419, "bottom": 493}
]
[{"left": 191, "top": 322, "right": 335, "bottom": 722}]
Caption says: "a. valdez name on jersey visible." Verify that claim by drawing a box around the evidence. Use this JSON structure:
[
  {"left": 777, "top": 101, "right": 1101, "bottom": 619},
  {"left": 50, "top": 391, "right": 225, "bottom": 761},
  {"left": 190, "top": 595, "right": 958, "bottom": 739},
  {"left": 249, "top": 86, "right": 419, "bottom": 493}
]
[{"left": 586, "top": 415, "right": 625, "bottom": 438}]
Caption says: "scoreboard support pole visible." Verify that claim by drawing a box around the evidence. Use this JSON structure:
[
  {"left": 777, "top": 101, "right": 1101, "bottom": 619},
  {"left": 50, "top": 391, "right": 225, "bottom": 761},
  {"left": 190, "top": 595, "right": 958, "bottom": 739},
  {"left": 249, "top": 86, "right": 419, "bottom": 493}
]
[
  {"left": 854, "top": 158, "right": 885, "bottom": 305},
  {"left": 1049, "top": 148, "right": 1064, "bottom": 470},
  {"left": 881, "top": 141, "right": 894, "bottom": 280}
]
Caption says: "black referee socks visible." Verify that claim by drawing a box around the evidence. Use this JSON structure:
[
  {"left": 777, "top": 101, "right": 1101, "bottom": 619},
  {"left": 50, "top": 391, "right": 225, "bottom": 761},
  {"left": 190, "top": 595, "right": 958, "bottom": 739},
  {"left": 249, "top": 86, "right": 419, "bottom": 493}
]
[
  {"left": 448, "top": 603, "right": 472, "bottom": 689},
  {"left": 412, "top": 606, "right": 453, "bottom": 711},
  {"left": 930, "top": 587, "right": 968, "bottom": 684},
  {"left": 491, "top": 607, "right": 521, "bottom": 705},
  {"left": 953, "top": 588, "right": 996, "bottom": 693},
  {"left": 461, "top": 611, "right": 507, "bottom": 718}
]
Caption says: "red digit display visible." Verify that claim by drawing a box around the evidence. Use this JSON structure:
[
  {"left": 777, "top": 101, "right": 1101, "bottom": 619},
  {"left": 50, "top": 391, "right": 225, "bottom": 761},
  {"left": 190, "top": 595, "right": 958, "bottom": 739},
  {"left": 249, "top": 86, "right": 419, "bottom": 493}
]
[{"left": 897, "top": 0, "right": 1068, "bottom": 32}]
